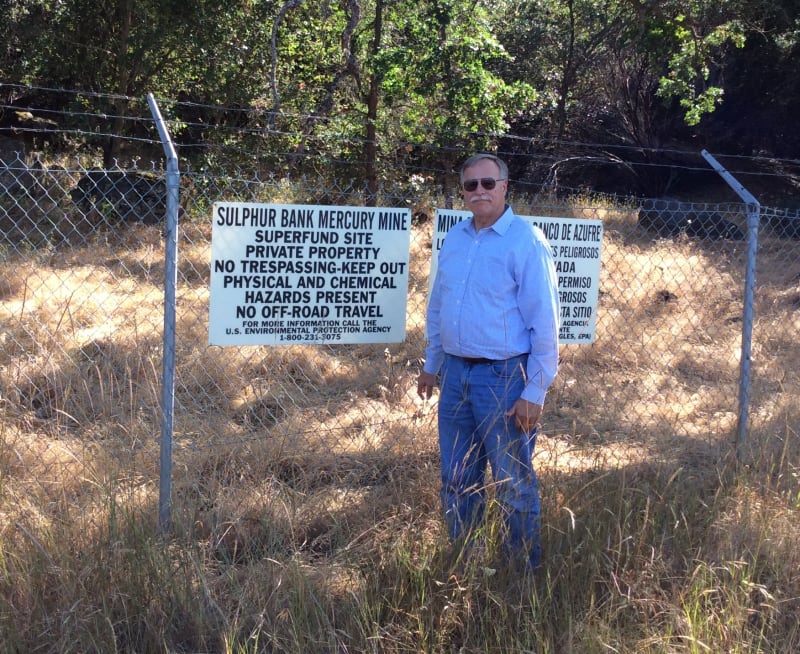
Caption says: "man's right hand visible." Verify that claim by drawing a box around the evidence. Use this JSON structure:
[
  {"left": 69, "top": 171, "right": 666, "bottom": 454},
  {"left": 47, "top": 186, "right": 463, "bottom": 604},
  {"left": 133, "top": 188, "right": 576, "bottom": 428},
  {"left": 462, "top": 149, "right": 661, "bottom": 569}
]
[{"left": 416, "top": 371, "right": 437, "bottom": 400}]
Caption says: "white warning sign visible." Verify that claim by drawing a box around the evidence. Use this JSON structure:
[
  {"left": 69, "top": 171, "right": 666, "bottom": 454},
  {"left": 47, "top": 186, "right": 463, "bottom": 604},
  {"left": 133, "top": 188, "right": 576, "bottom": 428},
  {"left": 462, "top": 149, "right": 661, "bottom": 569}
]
[
  {"left": 431, "top": 210, "right": 603, "bottom": 344},
  {"left": 210, "top": 203, "right": 412, "bottom": 345}
]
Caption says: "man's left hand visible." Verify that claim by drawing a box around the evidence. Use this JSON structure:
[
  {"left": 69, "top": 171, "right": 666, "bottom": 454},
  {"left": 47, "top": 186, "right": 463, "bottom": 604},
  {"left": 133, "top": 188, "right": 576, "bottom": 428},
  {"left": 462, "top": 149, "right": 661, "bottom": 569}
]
[{"left": 505, "top": 398, "right": 542, "bottom": 433}]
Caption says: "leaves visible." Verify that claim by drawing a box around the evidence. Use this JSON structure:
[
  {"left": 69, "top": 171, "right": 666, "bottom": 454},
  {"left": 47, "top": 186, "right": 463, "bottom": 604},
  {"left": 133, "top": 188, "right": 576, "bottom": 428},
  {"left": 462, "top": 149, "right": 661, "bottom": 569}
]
[
  {"left": 656, "top": 12, "right": 746, "bottom": 126},
  {"left": 1, "top": 0, "right": 798, "bottom": 167}
]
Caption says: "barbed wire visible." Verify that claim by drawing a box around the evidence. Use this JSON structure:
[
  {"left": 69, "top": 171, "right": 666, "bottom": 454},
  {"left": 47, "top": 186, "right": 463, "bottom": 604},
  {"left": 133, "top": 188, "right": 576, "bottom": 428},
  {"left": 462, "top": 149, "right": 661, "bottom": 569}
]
[
  {"left": 1, "top": 82, "right": 137, "bottom": 103},
  {"left": 2, "top": 82, "right": 800, "bottom": 184}
]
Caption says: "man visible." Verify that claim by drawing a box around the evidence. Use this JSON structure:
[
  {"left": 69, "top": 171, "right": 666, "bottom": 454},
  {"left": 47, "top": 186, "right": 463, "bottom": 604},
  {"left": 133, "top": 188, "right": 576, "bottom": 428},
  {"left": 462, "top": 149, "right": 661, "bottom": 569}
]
[{"left": 417, "top": 153, "right": 560, "bottom": 569}]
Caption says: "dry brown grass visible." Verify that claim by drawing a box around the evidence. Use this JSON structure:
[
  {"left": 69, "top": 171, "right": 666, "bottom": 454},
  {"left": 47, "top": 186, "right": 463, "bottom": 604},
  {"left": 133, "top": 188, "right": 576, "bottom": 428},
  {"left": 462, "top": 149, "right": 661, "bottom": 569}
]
[{"left": 2, "top": 198, "right": 800, "bottom": 652}]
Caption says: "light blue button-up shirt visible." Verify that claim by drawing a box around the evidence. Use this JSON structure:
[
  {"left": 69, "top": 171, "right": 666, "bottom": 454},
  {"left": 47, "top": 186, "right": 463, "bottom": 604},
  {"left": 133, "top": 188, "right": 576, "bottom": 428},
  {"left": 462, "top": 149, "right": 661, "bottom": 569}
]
[{"left": 423, "top": 205, "right": 560, "bottom": 405}]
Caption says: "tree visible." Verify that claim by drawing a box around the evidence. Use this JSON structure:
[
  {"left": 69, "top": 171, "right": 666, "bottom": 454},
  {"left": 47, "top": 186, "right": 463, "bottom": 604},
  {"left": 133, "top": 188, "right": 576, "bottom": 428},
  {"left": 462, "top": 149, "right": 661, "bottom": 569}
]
[
  {"left": 371, "top": 0, "right": 535, "bottom": 199},
  {"left": 495, "top": 0, "right": 760, "bottom": 194},
  {"left": 1, "top": 1, "right": 271, "bottom": 163},
  {"left": 3, "top": 0, "right": 798, "bottom": 181},
  {"left": 695, "top": 0, "right": 800, "bottom": 156},
  {"left": 263, "top": 0, "right": 535, "bottom": 197},
  {"left": 651, "top": 5, "right": 745, "bottom": 127}
]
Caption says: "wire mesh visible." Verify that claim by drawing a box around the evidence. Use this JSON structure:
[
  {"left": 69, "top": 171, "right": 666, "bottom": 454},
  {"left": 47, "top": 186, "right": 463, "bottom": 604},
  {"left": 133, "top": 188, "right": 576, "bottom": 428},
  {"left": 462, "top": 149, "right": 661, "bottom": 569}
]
[{"left": 2, "top": 145, "right": 799, "bottom": 523}]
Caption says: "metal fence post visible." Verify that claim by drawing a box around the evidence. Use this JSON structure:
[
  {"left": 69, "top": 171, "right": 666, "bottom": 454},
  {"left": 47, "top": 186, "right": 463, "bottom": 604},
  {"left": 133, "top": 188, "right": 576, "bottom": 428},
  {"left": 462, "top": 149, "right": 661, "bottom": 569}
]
[
  {"left": 147, "top": 93, "right": 179, "bottom": 533},
  {"left": 701, "top": 150, "right": 760, "bottom": 460}
]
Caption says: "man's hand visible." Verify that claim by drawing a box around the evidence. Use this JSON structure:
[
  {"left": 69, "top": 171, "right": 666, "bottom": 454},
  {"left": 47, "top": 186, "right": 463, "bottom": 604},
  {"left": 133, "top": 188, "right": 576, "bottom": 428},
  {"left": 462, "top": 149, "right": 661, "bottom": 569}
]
[
  {"left": 417, "top": 371, "right": 437, "bottom": 400},
  {"left": 505, "top": 398, "right": 542, "bottom": 433}
]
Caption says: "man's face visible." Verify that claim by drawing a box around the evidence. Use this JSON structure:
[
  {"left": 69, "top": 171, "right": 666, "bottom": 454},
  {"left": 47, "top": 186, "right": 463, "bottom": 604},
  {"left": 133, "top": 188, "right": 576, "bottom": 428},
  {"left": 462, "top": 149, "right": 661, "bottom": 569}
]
[{"left": 461, "top": 159, "right": 507, "bottom": 227}]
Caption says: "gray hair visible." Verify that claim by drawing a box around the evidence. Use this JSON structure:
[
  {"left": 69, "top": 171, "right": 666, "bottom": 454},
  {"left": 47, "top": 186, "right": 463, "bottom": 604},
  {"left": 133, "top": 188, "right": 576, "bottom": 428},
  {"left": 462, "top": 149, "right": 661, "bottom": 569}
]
[{"left": 460, "top": 153, "right": 509, "bottom": 182}]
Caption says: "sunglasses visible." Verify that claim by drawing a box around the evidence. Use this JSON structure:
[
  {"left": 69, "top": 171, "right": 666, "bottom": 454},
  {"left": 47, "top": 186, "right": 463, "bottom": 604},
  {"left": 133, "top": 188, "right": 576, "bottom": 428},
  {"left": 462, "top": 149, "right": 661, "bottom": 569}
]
[{"left": 462, "top": 177, "right": 506, "bottom": 192}]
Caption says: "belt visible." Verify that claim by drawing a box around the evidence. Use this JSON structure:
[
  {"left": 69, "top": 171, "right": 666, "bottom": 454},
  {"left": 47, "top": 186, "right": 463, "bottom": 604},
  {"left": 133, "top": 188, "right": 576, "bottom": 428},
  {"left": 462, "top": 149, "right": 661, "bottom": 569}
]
[
  {"left": 460, "top": 356, "right": 496, "bottom": 365},
  {"left": 457, "top": 353, "right": 529, "bottom": 365}
]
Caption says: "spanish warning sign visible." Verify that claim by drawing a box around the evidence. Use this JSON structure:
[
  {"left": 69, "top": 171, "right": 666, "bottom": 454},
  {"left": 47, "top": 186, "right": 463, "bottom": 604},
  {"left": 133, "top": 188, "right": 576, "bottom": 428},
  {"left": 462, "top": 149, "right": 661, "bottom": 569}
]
[
  {"left": 431, "top": 210, "right": 603, "bottom": 344},
  {"left": 210, "top": 203, "right": 412, "bottom": 345}
]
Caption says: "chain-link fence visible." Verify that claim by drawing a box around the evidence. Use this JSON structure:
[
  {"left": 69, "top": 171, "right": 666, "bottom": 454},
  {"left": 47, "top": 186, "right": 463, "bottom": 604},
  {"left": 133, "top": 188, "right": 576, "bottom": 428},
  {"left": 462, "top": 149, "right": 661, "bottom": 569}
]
[{"left": 2, "top": 144, "right": 800, "bottom": 528}]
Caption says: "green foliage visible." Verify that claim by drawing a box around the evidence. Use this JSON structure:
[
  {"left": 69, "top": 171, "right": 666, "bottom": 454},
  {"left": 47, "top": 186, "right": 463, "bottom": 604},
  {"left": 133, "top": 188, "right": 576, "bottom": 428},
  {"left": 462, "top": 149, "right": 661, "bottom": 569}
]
[
  {"left": 497, "top": 0, "right": 634, "bottom": 134},
  {"left": 2, "top": 0, "right": 799, "bottom": 172},
  {"left": 656, "top": 12, "right": 746, "bottom": 126},
  {"left": 373, "top": 0, "right": 535, "bottom": 155}
]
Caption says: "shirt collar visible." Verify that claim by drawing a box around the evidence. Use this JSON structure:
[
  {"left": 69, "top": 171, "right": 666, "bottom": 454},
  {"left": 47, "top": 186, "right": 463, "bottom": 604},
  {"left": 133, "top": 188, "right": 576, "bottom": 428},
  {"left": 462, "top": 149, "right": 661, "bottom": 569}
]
[{"left": 470, "top": 204, "right": 514, "bottom": 235}]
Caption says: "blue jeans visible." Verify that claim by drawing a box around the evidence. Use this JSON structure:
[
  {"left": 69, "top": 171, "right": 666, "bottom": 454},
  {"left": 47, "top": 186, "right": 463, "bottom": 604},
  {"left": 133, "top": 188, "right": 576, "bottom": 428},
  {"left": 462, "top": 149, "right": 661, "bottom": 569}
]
[{"left": 438, "top": 353, "right": 541, "bottom": 567}]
